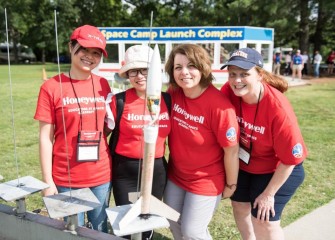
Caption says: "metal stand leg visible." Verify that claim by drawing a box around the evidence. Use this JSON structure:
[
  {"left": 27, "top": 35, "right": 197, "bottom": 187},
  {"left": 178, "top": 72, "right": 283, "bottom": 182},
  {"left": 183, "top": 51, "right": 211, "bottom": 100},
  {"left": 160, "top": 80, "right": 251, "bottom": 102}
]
[
  {"left": 15, "top": 198, "right": 26, "bottom": 217},
  {"left": 131, "top": 232, "right": 142, "bottom": 240},
  {"left": 65, "top": 214, "right": 78, "bottom": 235}
]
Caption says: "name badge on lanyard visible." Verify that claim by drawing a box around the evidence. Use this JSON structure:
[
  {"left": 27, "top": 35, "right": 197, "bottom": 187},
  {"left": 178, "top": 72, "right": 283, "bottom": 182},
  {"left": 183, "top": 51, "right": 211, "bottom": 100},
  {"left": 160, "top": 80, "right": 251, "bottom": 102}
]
[
  {"left": 77, "top": 131, "right": 101, "bottom": 162},
  {"left": 239, "top": 144, "right": 251, "bottom": 165},
  {"left": 238, "top": 86, "right": 261, "bottom": 166}
]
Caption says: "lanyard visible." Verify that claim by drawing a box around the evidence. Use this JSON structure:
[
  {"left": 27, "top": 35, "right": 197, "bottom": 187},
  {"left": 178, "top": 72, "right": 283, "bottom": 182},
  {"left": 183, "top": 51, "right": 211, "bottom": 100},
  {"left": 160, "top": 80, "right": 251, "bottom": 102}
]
[
  {"left": 239, "top": 86, "right": 262, "bottom": 155},
  {"left": 69, "top": 72, "right": 98, "bottom": 131}
]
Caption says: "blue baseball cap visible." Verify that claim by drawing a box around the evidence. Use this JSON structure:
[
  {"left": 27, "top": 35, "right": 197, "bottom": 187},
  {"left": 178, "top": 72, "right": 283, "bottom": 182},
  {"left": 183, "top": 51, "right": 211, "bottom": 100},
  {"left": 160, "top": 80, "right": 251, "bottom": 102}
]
[{"left": 221, "top": 48, "right": 263, "bottom": 70}]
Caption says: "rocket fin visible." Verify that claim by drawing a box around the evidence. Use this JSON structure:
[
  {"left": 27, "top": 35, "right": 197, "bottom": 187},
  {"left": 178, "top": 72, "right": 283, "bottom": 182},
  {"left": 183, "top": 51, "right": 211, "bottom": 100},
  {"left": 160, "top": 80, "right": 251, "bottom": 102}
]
[
  {"left": 128, "top": 192, "right": 140, "bottom": 203},
  {"left": 118, "top": 197, "right": 142, "bottom": 229},
  {"left": 149, "top": 195, "right": 180, "bottom": 222}
]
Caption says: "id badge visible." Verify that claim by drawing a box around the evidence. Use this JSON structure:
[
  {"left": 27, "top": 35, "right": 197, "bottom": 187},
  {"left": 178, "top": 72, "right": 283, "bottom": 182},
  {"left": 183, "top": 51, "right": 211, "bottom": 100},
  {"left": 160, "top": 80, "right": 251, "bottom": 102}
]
[
  {"left": 77, "top": 131, "right": 101, "bottom": 162},
  {"left": 239, "top": 144, "right": 250, "bottom": 165}
]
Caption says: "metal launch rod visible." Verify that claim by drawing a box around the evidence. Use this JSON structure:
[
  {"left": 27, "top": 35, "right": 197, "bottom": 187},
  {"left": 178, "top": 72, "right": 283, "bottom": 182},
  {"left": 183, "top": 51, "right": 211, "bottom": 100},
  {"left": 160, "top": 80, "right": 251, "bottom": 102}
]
[
  {"left": 4, "top": 7, "right": 26, "bottom": 215},
  {"left": 53, "top": 9, "right": 73, "bottom": 199},
  {"left": 136, "top": 10, "right": 155, "bottom": 200},
  {"left": 0, "top": 9, "right": 49, "bottom": 217},
  {"left": 5, "top": 8, "right": 21, "bottom": 188}
]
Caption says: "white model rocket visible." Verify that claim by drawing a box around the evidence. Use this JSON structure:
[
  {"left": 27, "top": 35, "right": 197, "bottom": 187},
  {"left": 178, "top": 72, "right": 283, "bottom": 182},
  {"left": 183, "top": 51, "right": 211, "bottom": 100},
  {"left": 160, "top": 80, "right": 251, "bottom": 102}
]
[{"left": 117, "top": 45, "right": 180, "bottom": 230}]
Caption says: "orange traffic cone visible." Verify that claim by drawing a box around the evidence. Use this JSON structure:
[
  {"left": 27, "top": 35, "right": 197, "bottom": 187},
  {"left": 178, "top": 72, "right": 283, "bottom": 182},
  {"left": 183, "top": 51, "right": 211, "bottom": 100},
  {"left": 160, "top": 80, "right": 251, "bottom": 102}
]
[{"left": 42, "top": 67, "right": 48, "bottom": 81}]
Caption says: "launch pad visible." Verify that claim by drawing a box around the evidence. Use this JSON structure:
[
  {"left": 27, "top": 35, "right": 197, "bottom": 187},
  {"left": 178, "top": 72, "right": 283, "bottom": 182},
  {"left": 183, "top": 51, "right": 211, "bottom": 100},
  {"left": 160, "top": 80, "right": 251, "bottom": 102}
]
[{"left": 106, "top": 204, "right": 169, "bottom": 237}]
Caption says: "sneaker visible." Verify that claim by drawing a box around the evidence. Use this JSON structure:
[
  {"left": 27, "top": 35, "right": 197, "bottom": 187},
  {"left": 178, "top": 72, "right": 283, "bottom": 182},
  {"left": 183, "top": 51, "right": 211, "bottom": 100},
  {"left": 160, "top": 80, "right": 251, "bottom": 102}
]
[{"left": 85, "top": 222, "right": 93, "bottom": 229}]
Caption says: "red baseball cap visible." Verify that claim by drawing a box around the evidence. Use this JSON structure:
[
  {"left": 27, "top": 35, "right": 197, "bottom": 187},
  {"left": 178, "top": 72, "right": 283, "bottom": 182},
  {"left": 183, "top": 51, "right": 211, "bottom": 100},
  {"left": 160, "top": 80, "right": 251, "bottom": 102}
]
[{"left": 70, "top": 25, "right": 108, "bottom": 57}]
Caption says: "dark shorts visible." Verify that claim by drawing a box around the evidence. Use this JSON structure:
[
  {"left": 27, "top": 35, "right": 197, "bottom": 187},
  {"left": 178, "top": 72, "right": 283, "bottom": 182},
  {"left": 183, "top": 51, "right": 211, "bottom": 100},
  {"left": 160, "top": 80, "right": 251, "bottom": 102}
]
[
  {"left": 112, "top": 153, "right": 168, "bottom": 205},
  {"left": 112, "top": 154, "right": 167, "bottom": 239},
  {"left": 231, "top": 163, "right": 305, "bottom": 221}
]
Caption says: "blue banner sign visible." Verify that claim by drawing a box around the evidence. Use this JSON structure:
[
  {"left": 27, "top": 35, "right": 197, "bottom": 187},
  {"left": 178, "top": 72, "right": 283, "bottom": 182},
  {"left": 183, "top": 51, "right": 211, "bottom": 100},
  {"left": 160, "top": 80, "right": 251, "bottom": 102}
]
[{"left": 99, "top": 26, "right": 273, "bottom": 42}]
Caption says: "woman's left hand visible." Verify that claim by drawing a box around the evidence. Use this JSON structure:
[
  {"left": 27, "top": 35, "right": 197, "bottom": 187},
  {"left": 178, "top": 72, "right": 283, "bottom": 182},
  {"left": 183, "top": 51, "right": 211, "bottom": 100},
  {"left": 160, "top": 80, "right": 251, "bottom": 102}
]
[
  {"left": 253, "top": 193, "right": 275, "bottom": 222},
  {"left": 222, "top": 185, "right": 236, "bottom": 199}
]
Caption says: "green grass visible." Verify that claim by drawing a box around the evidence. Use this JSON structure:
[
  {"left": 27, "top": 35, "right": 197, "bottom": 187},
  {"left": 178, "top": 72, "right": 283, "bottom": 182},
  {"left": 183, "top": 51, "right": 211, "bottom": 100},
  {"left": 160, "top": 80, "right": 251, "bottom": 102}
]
[{"left": 1, "top": 64, "right": 335, "bottom": 239}]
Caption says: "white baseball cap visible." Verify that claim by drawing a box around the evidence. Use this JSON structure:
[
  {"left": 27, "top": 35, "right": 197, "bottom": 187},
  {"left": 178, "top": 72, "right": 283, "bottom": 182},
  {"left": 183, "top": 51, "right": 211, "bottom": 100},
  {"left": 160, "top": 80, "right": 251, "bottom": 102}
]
[{"left": 119, "top": 45, "right": 153, "bottom": 78}]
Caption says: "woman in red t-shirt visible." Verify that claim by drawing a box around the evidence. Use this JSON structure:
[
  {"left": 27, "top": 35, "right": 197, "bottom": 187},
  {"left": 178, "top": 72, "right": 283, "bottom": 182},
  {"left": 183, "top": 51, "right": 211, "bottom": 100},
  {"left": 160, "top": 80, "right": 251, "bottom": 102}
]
[
  {"left": 326, "top": 50, "right": 335, "bottom": 75},
  {"left": 164, "top": 44, "right": 239, "bottom": 239},
  {"left": 34, "top": 25, "right": 112, "bottom": 232},
  {"left": 105, "top": 45, "right": 170, "bottom": 240},
  {"left": 221, "top": 48, "right": 307, "bottom": 240}
]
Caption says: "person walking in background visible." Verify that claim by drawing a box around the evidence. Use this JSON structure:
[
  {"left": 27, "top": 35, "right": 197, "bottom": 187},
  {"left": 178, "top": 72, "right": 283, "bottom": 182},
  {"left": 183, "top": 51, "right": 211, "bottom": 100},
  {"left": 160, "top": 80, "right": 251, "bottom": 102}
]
[
  {"left": 164, "top": 44, "right": 239, "bottom": 240},
  {"left": 34, "top": 25, "right": 112, "bottom": 232},
  {"left": 105, "top": 45, "right": 170, "bottom": 240},
  {"left": 326, "top": 50, "right": 335, "bottom": 75},
  {"left": 301, "top": 50, "right": 309, "bottom": 76},
  {"left": 313, "top": 50, "right": 322, "bottom": 78},
  {"left": 221, "top": 48, "right": 307, "bottom": 240},
  {"left": 291, "top": 49, "right": 303, "bottom": 80},
  {"left": 284, "top": 51, "right": 292, "bottom": 76},
  {"left": 272, "top": 50, "right": 281, "bottom": 75}
]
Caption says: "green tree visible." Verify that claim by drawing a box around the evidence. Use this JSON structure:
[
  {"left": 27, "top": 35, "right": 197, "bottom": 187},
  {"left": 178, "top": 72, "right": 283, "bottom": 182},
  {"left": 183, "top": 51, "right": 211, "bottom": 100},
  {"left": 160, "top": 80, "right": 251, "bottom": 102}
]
[
  {"left": 121, "top": 0, "right": 162, "bottom": 26},
  {"left": 73, "top": 0, "right": 124, "bottom": 27},
  {"left": 0, "top": 0, "right": 32, "bottom": 63},
  {"left": 24, "top": 0, "right": 80, "bottom": 63},
  {"left": 298, "top": 0, "right": 310, "bottom": 53},
  {"left": 312, "top": 0, "right": 335, "bottom": 54},
  {"left": 1, "top": 0, "right": 334, "bottom": 63}
]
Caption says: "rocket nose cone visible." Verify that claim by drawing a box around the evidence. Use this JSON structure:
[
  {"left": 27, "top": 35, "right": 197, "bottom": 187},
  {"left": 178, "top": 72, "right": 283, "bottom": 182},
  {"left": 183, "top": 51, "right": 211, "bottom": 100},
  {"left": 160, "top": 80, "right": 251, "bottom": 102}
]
[
  {"left": 147, "top": 44, "right": 162, "bottom": 95},
  {"left": 150, "top": 45, "right": 161, "bottom": 68}
]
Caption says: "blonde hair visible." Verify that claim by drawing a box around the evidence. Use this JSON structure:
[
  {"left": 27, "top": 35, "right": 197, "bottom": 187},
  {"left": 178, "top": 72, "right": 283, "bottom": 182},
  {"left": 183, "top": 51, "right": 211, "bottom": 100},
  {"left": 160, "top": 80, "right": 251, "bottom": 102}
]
[
  {"left": 165, "top": 44, "right": 214, "bottom": 89},
  {"left": 255, "top": 66, "right": 288, "bottom": 93}
]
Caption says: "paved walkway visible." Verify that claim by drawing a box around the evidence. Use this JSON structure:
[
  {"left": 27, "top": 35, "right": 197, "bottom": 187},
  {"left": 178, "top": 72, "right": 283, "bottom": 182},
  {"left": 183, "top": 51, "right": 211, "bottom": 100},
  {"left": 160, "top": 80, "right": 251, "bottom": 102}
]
[
  {"left": 284, "top": 199, "right": 335, "bottom": 240},
  {"left": 284, "top": 76, "right": 309, "bottom": 87}
]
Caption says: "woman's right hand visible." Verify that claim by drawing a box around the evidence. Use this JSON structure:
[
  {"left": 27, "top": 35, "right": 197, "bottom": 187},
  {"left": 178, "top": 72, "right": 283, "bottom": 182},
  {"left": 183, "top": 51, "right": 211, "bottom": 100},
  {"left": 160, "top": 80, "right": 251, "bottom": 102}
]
[{"left": 41, "top": 181, "right": 58, "bottom": 197}]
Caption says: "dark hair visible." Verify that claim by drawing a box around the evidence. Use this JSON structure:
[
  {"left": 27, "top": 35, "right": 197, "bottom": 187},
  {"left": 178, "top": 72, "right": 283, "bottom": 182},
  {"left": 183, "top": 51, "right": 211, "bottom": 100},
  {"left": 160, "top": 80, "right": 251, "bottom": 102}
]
[
  {"left": 70, "top": 40, "right": 85, "bottom": 55},
  {"left": 255, "top": 66, "right": 288, "bottom": 93},
  {"left": 165, "top": 44, "right": 214, "bottom": 89}
]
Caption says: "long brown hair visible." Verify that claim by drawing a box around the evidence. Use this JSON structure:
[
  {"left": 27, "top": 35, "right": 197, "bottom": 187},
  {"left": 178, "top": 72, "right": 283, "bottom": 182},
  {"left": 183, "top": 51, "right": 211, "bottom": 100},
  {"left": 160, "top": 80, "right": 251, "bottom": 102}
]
[
  {"left": 165, "top": 44, "right": 214, "bottom": 89},
  {"left": 255, "top": 66, "right": 288, "bottom": 93}
]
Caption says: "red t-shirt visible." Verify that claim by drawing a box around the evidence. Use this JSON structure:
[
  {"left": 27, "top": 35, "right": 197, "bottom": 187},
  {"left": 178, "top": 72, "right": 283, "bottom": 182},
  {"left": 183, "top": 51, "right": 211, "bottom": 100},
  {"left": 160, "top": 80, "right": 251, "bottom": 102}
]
[
  {"left": 34, "top": 73, "right": 112, "bottom": 187},
  {"left": 112, "top": 88, "right": 171, "bottom": 159},
  {"left": 221, "top": 82, "right": 307, "bottom": 174},
  {"left": 327, "top": 52, "right": 335, "bottom": 63},
  {"left": 168, "top": 85, "right": 239, "bottom": 196}
]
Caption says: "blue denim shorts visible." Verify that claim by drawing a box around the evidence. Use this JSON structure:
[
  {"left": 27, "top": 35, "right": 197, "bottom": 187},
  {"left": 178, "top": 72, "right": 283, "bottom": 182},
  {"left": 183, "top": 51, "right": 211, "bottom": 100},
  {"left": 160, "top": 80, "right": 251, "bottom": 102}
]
[
  {"left": 231, "top": 163, "right": 305, "bottom": 221},
  {"left": 57, "top": 182, "right": 111, "bottom": 232}
]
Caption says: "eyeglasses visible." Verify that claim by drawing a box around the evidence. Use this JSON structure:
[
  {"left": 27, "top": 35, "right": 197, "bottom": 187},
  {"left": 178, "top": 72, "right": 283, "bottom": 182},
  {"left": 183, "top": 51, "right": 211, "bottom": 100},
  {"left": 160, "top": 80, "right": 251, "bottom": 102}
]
[{"left": 128, "top": 68, "right": 148, "bottom": 77}]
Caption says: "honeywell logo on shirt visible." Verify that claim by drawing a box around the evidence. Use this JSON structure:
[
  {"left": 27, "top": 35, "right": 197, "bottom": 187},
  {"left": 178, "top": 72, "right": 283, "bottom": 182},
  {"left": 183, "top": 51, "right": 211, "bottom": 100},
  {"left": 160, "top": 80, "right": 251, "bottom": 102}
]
[
  {"left": 173, "top": 104, "right": 204, "bottom": 124},
  {"left": 62, "top": 96, "right": 105, "bottom": 106},
  {"left": 237, "top": 116, "right": 265, "bottom": 134},
  {"left": 127, "top": 112, "right": 169, "bottom": 121}
]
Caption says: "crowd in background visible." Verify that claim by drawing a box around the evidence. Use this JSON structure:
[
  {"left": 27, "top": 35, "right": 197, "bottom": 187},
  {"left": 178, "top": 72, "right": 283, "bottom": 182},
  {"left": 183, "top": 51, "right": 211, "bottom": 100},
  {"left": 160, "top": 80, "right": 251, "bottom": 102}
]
[{"left": 274, "top": 48, "right": 335, "bottom": 78}]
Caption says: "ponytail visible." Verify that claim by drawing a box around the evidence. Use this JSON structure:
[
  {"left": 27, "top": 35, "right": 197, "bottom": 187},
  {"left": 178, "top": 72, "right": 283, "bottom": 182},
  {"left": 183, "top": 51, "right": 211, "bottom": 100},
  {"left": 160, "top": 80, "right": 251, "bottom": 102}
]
[{"left": 255, "top": 66, "right": 288, "bottom": 93}]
